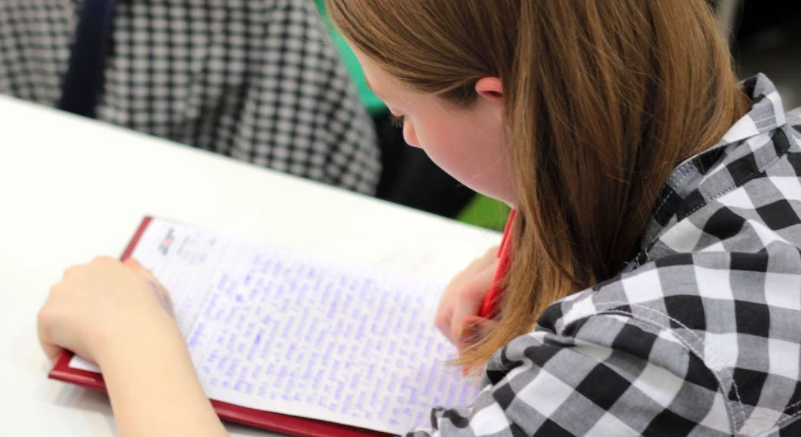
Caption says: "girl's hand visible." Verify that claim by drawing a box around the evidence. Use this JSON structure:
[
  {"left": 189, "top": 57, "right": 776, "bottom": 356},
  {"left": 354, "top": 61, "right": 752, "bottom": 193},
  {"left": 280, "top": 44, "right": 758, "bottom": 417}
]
[
  {"left": 37, "top": 256, "right": 176, "bottom": 366},
  {"left": 39, "top": 257, "right": 228, "bottom": 437},
  {"left": 435, "top": 246, "right": 500, "bottom": 351}
]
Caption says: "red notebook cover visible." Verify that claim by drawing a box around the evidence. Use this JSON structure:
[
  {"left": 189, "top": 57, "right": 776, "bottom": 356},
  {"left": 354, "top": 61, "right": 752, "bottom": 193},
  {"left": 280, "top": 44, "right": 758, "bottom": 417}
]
[{"left": 48, "top": 216, "right": 393, "bottom": 437}]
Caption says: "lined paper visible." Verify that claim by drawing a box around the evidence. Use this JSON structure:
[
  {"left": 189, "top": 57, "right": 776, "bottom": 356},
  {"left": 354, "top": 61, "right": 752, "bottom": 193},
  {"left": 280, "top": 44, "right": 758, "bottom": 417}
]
[{"left": 70, "top": 218, "right": 480, "bottom": 434}]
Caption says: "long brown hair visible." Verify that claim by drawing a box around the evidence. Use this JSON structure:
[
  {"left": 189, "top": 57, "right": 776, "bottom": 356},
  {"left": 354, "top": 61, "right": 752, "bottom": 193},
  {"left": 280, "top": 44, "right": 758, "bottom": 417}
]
[{"left": 328, "top": 0, "right": 747, "bottom": 369}]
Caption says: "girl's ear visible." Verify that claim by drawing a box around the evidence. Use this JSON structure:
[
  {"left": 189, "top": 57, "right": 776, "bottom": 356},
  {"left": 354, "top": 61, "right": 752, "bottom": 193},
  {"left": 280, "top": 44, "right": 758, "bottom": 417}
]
[{"left": 475, "top": 77, "right": 504, "bottom": 102}]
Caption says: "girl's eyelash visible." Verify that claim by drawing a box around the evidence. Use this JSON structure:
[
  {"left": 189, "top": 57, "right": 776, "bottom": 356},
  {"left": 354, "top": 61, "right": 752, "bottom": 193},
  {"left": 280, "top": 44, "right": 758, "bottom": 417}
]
[{"left": 391, "top": 115, "right": 406, "bottom": 129}]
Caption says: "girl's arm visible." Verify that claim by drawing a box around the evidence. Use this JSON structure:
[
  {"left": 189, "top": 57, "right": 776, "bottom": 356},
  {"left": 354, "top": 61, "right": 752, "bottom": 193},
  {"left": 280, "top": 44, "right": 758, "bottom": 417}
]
[{"left": 97, "top": 320, "right": 228, "bottom": 437}]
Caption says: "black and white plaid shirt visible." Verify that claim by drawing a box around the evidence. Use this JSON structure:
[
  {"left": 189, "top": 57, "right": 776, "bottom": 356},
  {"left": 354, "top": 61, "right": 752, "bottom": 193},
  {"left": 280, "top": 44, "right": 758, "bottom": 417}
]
[
  {"left": 0, "top": 0, "right": 380, "bottom": 194},
  {"left": 408, "top": 75, "right": 801, "bottom": 437}
]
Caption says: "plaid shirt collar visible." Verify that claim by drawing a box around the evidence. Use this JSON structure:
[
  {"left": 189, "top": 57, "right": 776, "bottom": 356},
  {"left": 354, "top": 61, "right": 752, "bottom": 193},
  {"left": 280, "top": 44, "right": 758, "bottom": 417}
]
[{"left": 633, "top": 74, "right": 800, "bottom": 268}]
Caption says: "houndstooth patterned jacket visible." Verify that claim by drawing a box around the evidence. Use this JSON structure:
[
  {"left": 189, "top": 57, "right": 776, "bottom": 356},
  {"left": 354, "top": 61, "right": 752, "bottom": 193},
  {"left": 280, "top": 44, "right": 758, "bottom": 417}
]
[
  {"left": 408, "top": 75, "right": 801, "bottom": 437},
  {"left": 0, "top": 0, "right": 381, "bottom": 194}
]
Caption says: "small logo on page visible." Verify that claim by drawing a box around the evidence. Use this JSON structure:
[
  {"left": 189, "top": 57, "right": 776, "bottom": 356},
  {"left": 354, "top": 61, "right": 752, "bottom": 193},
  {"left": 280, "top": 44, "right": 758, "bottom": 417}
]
[{"left": 158, "top": 228, "right": 175, "bottom": 255}]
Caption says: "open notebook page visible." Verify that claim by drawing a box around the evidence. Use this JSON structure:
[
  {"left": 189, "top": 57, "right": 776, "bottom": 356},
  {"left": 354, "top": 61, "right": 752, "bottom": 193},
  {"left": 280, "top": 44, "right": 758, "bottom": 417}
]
[{"left": 70, "top": 218, "right": 481, "bottom": 435}]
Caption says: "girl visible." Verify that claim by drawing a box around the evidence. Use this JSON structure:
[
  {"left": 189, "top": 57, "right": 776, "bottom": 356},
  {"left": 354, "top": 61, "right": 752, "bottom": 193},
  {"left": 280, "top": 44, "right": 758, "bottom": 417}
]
[{"left": 38, "top": 1, "right": 801, "bottom": 436}]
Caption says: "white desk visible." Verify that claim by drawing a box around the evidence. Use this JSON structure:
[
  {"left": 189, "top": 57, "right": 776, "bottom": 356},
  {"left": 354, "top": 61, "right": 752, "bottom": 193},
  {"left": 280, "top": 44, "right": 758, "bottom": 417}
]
[{"left": 0, "top": 95, "right": 501, "bottom": 436}]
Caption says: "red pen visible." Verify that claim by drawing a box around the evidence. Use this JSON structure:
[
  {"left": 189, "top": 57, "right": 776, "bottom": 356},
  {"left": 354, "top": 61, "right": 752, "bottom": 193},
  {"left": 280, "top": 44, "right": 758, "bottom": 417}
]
[{"left": 478, "top": 209, "right": 516, "bottom": 319}]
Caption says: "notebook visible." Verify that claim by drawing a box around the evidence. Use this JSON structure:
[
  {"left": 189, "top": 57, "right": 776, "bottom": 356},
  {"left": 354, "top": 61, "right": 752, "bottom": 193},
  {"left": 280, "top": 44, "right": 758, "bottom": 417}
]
[{"left": 49, "top": 216, "right": 481, "bottom": 437}]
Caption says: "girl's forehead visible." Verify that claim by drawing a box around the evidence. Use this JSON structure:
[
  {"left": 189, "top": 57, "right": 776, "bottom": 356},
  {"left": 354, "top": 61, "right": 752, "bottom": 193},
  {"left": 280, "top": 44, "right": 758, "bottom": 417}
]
[
  {"left": 353, "top": 49, "right": 391, "bottom": 95},
  {"left": 356, "top": 52, "right": 428, "bottom": 109}
]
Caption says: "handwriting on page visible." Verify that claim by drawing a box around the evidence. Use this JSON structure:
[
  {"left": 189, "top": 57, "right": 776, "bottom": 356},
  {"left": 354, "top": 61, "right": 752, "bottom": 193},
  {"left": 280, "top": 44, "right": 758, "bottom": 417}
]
[
  {"left": 185, "top": 246, "right": 479, "bottom": 431},
  {"left": 69, "top": 218, "right": 481, "bottom": 434}
]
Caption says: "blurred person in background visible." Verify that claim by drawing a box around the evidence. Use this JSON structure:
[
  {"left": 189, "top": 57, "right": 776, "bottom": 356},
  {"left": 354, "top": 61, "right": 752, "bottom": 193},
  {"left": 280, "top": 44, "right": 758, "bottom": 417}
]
[{"left": 0, "top": 0, "right": 380, "bottom": 195}]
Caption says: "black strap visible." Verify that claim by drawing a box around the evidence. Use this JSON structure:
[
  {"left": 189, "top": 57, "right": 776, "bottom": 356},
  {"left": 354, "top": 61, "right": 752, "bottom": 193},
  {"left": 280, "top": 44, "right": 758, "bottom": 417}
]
[{"left": 57, "top": 0, "right": 117, "bottom": 118}]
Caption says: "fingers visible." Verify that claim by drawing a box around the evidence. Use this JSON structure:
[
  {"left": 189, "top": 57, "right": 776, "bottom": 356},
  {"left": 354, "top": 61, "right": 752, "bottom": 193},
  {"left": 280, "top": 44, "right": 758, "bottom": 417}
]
[
  {"left": 450, "top": 262, "right": 497, "bottom": 348},
  {"left": 38, "top": 325, "right": 64, "bottom": 363},
  {"left": 125, "top": 258, "right": 175, "bottom": 317},
  {"left": 39, "top": 256, "right": 179, "bottom": 367},
  {"left": 435, "top": 270, "right": 467, "bottom": 344},
  {"left": 123, "top": 257, "right": 155, "bottom": 280},
  {"left": 450, "top": 291, "right": 484, "bottom": 347},
  {"left": 467, "top": 246, "right": 500, "bottom": 272},
  {"left": 459, "top": 316, "right": 500, "bottom": 375},
  {"left": 483, "top": 245, "right": 500, "bottom": 259},
  {"left": 435, "top": 246, "right": 502, "bottom": 347},
  {"left": 37, "top": 305, "right": 64, "bottom": 363},
  {"left": 435, "top": 304, "right": 456, "bottom": 345},
  {"left": 40, "top": 339, "right": 64, "bottom": 363},
  {"left": 458, "top": 316, "right": 498, "bottom": 348}
]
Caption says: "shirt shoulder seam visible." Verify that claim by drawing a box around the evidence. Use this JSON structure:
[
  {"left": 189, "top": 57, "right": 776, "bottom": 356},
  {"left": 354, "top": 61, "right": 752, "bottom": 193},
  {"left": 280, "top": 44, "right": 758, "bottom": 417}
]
[{"left": 580, "top": 304, "right": 744, "bottom": 431}]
